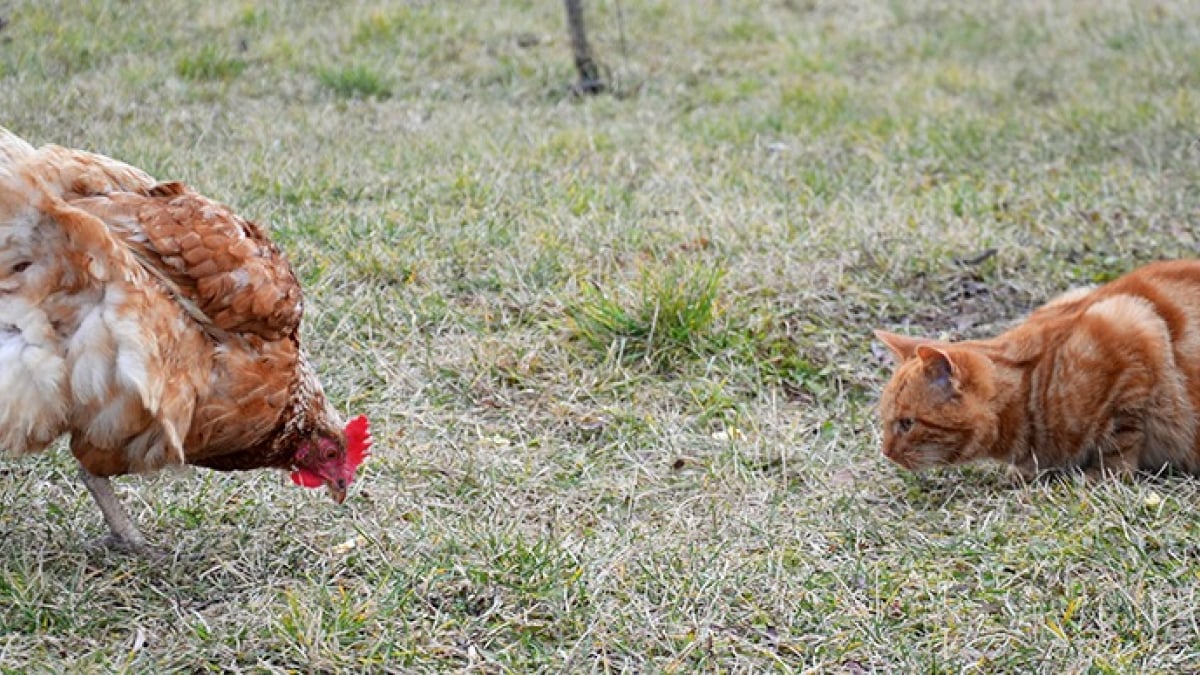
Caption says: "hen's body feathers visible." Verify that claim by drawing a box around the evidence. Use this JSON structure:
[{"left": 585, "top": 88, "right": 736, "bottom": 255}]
[{"left": 0, "top": 127, "right": 368, "bottom": 548}]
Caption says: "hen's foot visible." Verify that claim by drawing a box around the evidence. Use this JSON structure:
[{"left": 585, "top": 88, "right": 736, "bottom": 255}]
[{"left": 87, "top": 534, "right": 167, "bottom": 559}]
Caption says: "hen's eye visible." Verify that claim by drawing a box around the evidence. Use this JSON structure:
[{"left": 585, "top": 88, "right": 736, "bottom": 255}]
[
  {"left": 324, "top": 450, "right": 337, "bottom": 460},
  {"left": 895, "top": 418, "right": 914, "bottom": 434}
]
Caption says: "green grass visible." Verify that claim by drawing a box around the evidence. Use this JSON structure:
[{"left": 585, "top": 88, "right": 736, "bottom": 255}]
[
  {"left": 175, "top": 44, "right": 248, "bottom": 82},
  {"left": 3, "top": 0, "right": 1200, "bottom": 671},
  {"left": 317, "top": 64, "right": 392, "bottom": 99},
  {"left": 567, "top": 263, "right": 727, "bottom": 369}
]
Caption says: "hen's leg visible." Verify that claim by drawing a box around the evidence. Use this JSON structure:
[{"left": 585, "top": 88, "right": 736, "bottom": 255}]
[{"left": 78, "top": 469, "right": 148, "bottom": 551}]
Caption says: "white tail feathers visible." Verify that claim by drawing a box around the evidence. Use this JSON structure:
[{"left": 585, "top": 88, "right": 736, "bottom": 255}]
[{"left": 0, "top": 127, "right": 35, "bottom": 172}]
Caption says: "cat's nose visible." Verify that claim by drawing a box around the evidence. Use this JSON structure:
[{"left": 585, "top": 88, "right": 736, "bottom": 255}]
[{"left": 881, "top": 444, "right": 908, "bottom": 467}]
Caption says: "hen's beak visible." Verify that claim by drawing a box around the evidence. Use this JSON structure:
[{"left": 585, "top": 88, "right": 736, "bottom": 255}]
[{"left": 326, "top": 480, "right": 348, "bottom": 504}]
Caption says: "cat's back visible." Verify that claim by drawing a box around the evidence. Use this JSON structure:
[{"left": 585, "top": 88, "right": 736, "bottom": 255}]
[
  {"left": 1100, "top": 259, "right": 1200, "bottom": 299},
  {"left": 1030, "top": 260, "right": 1200, "bottom": 393},
  {"left": 992, "top": 261, "right": 1200, "bottom": 363},
  {"left": 1090, "top": 260, "right": 1200, "bottom": 347}
]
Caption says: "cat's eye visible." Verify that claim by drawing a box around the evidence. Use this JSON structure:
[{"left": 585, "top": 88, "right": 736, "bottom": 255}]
[{"left": 895, "top": 418, "right": 914, "bottom": 434}]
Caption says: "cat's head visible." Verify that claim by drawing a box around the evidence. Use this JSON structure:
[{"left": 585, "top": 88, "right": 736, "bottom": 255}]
[{"left": 874, "top": 330, "right": 1000, "bottom": 470}]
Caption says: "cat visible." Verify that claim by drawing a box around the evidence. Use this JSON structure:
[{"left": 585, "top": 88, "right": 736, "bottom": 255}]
[{"left": 875, "top": 260, "right": 1200, "bottom": 479}]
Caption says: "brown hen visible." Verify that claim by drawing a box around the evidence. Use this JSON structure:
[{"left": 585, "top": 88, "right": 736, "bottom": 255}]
[{"left": 0, "top": 127, "right": 370, "bottom": 550}]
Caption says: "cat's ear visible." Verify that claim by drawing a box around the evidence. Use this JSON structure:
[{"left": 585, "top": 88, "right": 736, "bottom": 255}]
[
  {"left": 915, "top": 344, "right": 957, "bottom": 393},
  {"left": 874, "top": 330, "right": 927, "bottom": 362}
]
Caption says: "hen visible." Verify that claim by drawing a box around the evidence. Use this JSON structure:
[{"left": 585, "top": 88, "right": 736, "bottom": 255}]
[{"left": 0, "top": 127, "right": 370, "bottom": 550}]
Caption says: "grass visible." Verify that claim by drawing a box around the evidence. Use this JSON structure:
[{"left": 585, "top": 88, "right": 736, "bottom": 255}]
[
  {"left": 567, "top": 263, "right": 728, "bottom": 369},
  {"left": 176, "top": 44, "right": 248, "bottom": 82},
  {"left": 317, "top": 64, "right": 392, "bottom": 99},
  {"left": 2, "top": 0, "right": 1200, "bottom": 671}
]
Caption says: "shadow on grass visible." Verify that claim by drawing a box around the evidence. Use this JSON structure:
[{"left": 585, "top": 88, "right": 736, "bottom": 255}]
[{"left": 889, "top": 465, "right": 1025, "bottom": 510}]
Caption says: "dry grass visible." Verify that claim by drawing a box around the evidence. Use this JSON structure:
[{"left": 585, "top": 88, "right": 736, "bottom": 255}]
[{"left": 2, "top": 0, "right": 1200, "bottom": 671}]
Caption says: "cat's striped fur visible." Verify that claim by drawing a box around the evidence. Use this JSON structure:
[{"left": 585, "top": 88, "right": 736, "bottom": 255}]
[{"left": 875, "top": 260, "right": 1200, "bottom": 478}]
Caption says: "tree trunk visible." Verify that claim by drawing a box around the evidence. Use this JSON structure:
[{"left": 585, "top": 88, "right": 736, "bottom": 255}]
[{"left": 564, "top": 0, "right": 605, "bottom": 94}]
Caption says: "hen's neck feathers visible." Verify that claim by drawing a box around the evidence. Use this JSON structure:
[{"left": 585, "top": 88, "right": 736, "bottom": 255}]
[{"left": 275, "top": 348, "right": 341, "bottom": 453}]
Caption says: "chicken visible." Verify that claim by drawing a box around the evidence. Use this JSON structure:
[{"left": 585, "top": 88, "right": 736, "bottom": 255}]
[{"left": 0, "top": 127, "right": 370, "bottom": 550}]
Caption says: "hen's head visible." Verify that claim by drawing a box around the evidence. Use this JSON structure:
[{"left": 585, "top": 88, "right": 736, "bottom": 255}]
[{"left": 289, "top": 415, "right": 372, "bottom": 503}]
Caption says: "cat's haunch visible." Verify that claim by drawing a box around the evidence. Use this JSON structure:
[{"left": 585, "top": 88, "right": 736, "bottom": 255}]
[{"left": 875, "top": 260, "right": 1200, "bottom": 479}]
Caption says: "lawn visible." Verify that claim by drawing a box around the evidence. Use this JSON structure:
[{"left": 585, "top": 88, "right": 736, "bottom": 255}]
[{"left": 2, "top": 0, "right": 1200, "bottom": 671}]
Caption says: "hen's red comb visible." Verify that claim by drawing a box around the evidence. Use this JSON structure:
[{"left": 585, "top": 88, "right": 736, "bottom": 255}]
[{"left": 345, "top": 415, "right": 372, "bottom": 470}]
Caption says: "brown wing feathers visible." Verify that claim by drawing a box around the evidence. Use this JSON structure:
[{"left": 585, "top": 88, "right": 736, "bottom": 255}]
[{"left": 72, "top": 183, "right": 304, "bottom": 340}]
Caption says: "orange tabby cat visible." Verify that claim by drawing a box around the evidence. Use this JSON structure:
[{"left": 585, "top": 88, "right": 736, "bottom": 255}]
[{"left": 875, "top": 260, "right": 1200, "bottom": 478}]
